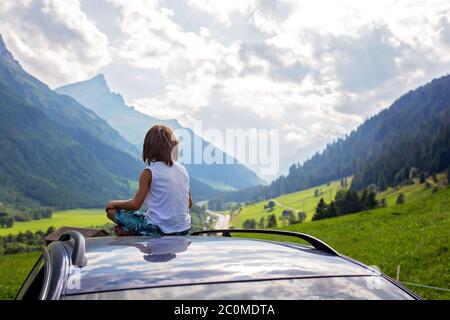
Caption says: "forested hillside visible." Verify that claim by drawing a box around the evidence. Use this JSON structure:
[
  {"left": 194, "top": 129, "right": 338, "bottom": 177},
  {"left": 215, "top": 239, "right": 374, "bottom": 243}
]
[
  {"left": 0, "top": 37, "right": 138, "bottom": 159},
  {"left": 0, "top": 35, "right": 142, "bottom": 208},
  {"left": 0, "top": 80, "right": 134, "bottom": 207},
  {"left": 222, "top": 75, "right": 450, "bottom": 202}
]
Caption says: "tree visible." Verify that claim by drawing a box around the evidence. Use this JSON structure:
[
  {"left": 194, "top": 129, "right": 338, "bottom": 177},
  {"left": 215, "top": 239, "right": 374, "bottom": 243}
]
[
  {"left": 312, "top": 198, "right": 328, "bottom": 221},
  {"left": 267, "top": 214, "right": 277, "bottom": 228},
  {"left": 379, "top": 198, "right": 387, "bottom": 207},
  {"left": 297, "top": 211, "right": 307, "bottom": 223},
  {"left": 377, "top": 173, "right": 387, "bottom": 191},
  {"left": 360, "top": 189, "right": 368, "bottom": 209},
  {"left": 243, "top": 219, "right": 257, "bottom": 229},
  {"left": 208, "top": 198, "right": 230, "bottom": 211},
  {"left": 419, "top": 172, "right": 426, "bottom": 184},
  {"left": 282, "top": 210, "right": 297, "bottom": 225},
  {"left": 343, "top": 189, "right": 361, "bottom": 214},
  {"left": 45, "top": 226, "right": 55, "bottom": 236},
  {"left": 325, "top": 201, "right": 337, "bottom": 218},
  {"left": 395, "top": 167, "right": 408, "bottom": 184},
  {"left": 314, "top": 189, "right": 320, "bottom": 197},
  {"left": 264, "top": 200, "right": 275, "bottom": 211},
  {"left": 447, "top": 166, "right": 450, "bottom": 184},
  {"left": 396, "top": 193, "right": 405, "bottom": 205},
  {"left": 361, "top": 189, "right": 377, "bottom": 210},
  {"left": 0, "top": 216, "right": 13, "bottom": 228},
  {"left": 257, "top": 217, "right": 265, "bottom": 229},
  {"left": 367, "top": 184, "right": 377, "bottom": 194},
  {"left": 334, "top": 189, "right": 346, "bottom": 214}
]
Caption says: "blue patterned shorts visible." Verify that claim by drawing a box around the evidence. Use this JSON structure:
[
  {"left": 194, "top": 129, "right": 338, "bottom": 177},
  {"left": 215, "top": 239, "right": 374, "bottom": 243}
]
[{"left": 115, "top": 209, "right": 190, "bottom": 237}]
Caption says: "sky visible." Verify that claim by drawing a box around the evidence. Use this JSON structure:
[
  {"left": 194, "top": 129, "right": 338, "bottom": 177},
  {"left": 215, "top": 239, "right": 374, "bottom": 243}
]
[{"left": 1, "top": 0, "right": 450, "bottom": 180}]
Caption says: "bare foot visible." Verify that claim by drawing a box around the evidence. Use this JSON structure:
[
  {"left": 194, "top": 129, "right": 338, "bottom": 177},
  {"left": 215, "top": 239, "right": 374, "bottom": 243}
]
[{"left": 114, "top": 225, "right": 135, "bottom": 236}]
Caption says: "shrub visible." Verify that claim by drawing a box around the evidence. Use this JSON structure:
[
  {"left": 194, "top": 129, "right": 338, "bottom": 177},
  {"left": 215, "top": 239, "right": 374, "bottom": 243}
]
[
  {"left": 297, "top": 211, "right": 307, "bottom": 223},
  {"left": 267, "top": 214, "right": 277, "bottom": 228},
  {"left": 243, "top": 219, "right": 257, "bottom": 229},
  {"left": 396, "top": 193, "right": 405, "bottom": 204}
]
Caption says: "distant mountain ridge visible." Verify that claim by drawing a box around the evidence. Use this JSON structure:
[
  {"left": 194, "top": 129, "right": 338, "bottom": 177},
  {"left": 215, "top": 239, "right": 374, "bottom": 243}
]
[
  {"left": 0, "top": 34, "right": 142, "bottom": 207},
  {"left": 57, "top": 74, "right": 181, "bottom": 145},
  {"left": 0, "top": 35, "right": 19, "bottom": 67},
  {"left": 56, "top": 75, "right": 265, "bottom": 195}
]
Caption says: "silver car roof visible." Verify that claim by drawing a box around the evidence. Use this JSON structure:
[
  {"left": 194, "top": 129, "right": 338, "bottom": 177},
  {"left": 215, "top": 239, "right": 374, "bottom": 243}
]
[{"left": 65, "top": 235, "right": 377, "bottom": 295}]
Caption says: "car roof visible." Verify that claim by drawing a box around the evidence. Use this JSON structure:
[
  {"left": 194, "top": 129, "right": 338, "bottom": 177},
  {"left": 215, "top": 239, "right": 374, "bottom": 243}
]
[{"left": 64, "top": 235, "right": 378, "bottom": 295}]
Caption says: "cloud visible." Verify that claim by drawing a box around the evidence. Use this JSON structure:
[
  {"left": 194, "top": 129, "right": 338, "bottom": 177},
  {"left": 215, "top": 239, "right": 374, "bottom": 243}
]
[
  {"left": 2, "top": 0, "right": 450, "bottom": 179},
  {"left": 439, "top": 16, "right": 450, "bottom": 47},
  {"left": 326, "top": 26, "right": 400, "bottom": 93},
  {"left": 238, "top": 41, "right": 309, "bottom": 83},
  {"left": 186, "top": 0, "right": 253, "bottom": 27},
  {"left": 0, "top": 0, "right": 111, "bottom": 87},
  {"left": 107, "top": 0, "right": 233, "bottom": 80}
]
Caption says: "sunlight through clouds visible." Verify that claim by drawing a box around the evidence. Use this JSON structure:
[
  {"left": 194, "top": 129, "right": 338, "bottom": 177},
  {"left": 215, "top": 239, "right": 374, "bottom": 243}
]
[{"left": 1, "top": 0, "right": 450, "bottom": 179}]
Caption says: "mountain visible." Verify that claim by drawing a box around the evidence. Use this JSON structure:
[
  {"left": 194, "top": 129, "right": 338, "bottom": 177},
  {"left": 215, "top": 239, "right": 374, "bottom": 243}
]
[
  {"left": 56, "top": 75, "right": 265, "bottom": 195},
  {"left": 220, "top": 75, "right": 450, "bottom": 202},
  {"left": 56, "top": 74, "right": 180, "bottom": 146},
  {"left": 0, "top": 36, "right": 139, "bottom": 159},
  {"left": 0, "top": 34, "right": 142, "bottom": 207}
]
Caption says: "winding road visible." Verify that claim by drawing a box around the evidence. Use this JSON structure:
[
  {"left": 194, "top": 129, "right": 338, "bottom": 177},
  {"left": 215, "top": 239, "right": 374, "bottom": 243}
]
[
  {"left": 270, "top": 199, "right": 296, "bottom": 211},
  {"left": 206, "top": 210, "right": 230, "bottom": 229}
]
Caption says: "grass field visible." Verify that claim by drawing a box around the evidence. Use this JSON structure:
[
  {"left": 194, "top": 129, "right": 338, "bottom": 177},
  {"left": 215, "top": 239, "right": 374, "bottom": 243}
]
[
  {"left": 0, "top": 208, "right": 108, "bottom": 236},
  {"left": 0, "top": 177, "right": 448, "bottom": 300},
  {"left": 0, "top": 252, "right": 41, "bottom": 299},
  {"left": 230, "top": 178, "right": 349, "bottom": 227},
  {"left": 237, "top": 182, "right": 450, "bottom": 300},
  {"left": 377, "top": 177, "right": 438, "bottom": 206}
]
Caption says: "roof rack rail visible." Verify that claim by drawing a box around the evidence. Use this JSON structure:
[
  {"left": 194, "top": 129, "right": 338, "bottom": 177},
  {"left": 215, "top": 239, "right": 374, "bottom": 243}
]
[
  {"left": 191, "top": 229, "right": 340, "bottom": 256},
  {"left": 59, "top": 230, "right": 87, "bottom": 267}
]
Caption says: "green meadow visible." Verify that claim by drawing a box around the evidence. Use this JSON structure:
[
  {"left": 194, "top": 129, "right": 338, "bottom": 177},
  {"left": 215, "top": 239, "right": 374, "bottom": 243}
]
[
  {"left": 0, "top": 208, "right": 108, "bottom": 236},
  {"left": 230, "top": 178, "right": 349, "bottom": 228},
  {"left": 0, "top": 252, "right": 41, "bottom": 299},
  {"left": 0, "top": 176, "right": 448, "bottom": 300},
  {"left": 236, "top": 180, "right": 450, "bottom": 300}
]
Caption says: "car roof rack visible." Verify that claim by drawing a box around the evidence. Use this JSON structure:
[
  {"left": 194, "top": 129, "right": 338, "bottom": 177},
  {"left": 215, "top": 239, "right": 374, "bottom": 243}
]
[
  {"left": 59, "top": 230, "right": 87, "bottom": 267},
  {"left": 191, "top": 229, "right": 340, "bottom": 256}
]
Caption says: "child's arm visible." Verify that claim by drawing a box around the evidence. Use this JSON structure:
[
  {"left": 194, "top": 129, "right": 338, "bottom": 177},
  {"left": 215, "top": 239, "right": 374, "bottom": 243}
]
[{"left": 105, "top": 169, "right": 152, "bottom": 211}]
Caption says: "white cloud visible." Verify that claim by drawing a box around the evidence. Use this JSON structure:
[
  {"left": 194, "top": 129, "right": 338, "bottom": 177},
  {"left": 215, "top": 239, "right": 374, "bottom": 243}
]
[
  {"left": 2, "top": 0, "right": 450, "bottom": 179},
  {"left": 186, "top": 0, "right": 253, "bottom": 27},
  {"left": 439, "top": 16, "right": 450, "bottom": 47},
  {"left": 0, "top": 0, "right": 111, "bottom": 87}
]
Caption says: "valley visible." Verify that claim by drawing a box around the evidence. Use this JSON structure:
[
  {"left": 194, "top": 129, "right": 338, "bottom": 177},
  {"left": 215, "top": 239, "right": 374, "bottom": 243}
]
[{"left": 0, "top": 208, "right": 108, "bottom": 236}]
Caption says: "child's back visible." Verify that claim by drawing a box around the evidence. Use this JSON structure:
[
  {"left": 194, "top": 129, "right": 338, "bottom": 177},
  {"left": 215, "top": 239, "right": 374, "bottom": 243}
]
[
  {"left": 145, "top": 161, "right": 190, "bottom": 233},
  {"left": 105, "top": 124, "right": 192, "bottom": 237}
]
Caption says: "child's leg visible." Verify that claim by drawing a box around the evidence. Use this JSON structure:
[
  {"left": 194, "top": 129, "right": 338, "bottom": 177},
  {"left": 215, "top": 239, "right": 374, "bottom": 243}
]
[
  {"left": 115, "top": 210, "right": 148, "bottom": 236},
  {"left": 106, "top": 208, "right": 116, "bottom": 222},
  {"left": 114, "top": 225, "right": 135, "bottom": 236},
  {"left": 107, "top": 209, "right": 129, "bottom": 236}
]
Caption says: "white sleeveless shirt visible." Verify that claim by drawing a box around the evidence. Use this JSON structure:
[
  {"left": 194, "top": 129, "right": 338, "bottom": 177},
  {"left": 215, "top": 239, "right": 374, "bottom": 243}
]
[{"left": 144, "top": 161, "right": 191, "bottom": 233}]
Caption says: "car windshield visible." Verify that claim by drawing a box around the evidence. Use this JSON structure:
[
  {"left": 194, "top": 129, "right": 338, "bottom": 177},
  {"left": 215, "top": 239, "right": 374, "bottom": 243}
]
[{"left": 64, "top": 276, "right": 414, "bottom": 300}]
